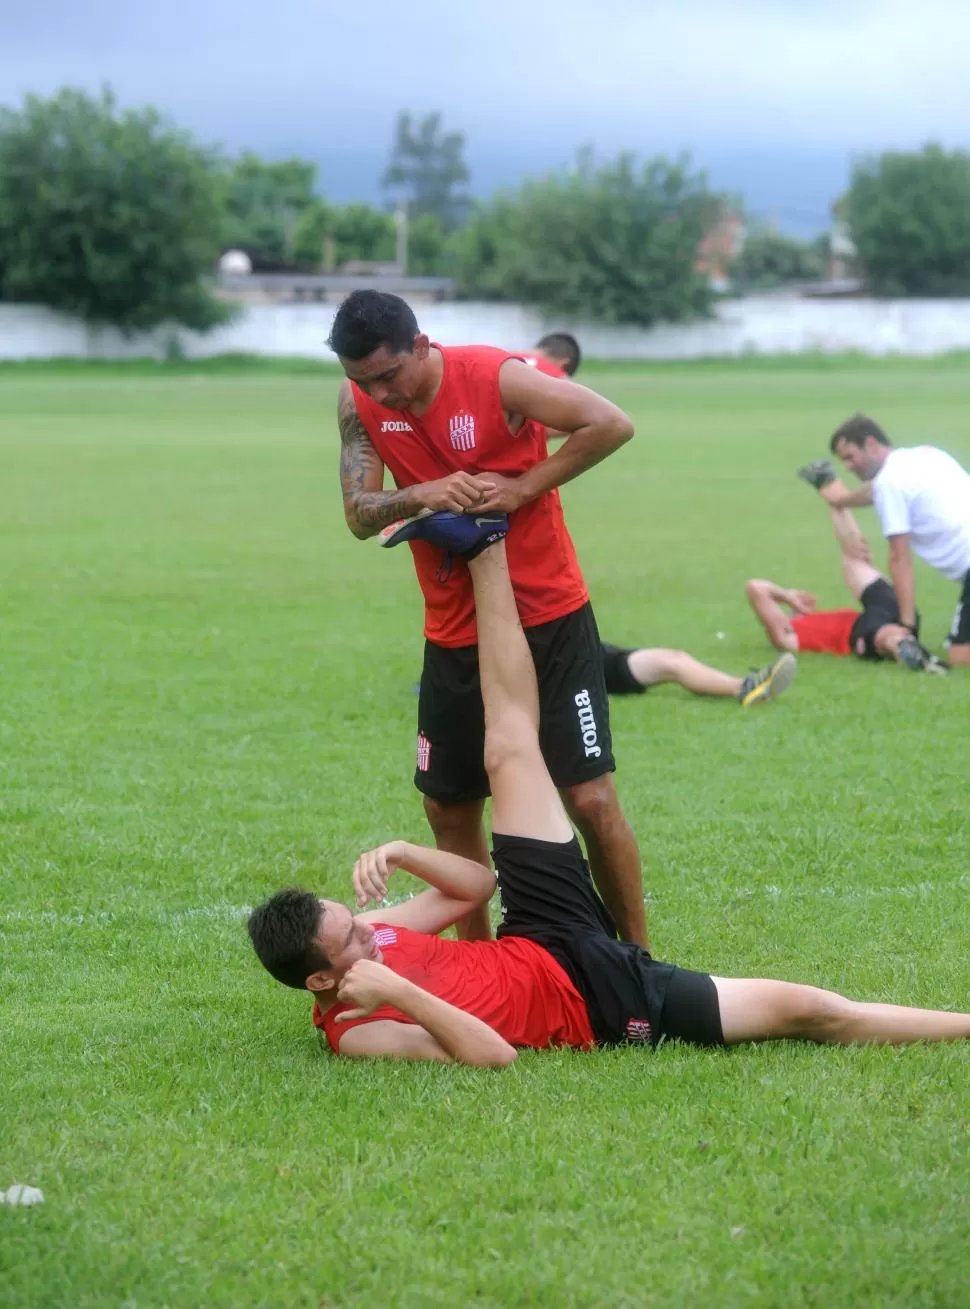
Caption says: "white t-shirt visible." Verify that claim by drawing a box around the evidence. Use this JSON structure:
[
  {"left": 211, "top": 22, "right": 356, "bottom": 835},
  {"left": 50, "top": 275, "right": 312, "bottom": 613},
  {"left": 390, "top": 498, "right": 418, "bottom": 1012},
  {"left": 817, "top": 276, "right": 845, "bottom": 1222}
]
[{"left": 872, "top": 446, "right": 970, "bottom": 582}]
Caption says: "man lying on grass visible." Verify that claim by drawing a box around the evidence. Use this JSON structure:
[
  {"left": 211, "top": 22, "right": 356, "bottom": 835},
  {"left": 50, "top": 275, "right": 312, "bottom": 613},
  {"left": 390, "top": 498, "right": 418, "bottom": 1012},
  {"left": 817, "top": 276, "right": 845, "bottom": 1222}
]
[
  {"left": 747, "top": 477, "right": 946, "bottom": 672},
  {"left": 248, "top": 513, "right": 970, "bottom": 1065}
]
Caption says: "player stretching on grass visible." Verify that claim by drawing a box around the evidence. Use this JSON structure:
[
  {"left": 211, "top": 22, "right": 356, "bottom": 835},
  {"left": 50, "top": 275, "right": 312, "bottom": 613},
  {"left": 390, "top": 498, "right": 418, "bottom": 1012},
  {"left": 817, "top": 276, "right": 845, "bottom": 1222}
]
[
  {"left": 802, "top": 414, "right": 970, "bottom": 666},
  {"left": 333, "top": 291, "right": 647, "bottom": 947},
  {"left": 248, "top": 512, "right": 970, "bottom": 1064},
  {"left": 746, "top": 484, "right": 946, "bottom": 672}
]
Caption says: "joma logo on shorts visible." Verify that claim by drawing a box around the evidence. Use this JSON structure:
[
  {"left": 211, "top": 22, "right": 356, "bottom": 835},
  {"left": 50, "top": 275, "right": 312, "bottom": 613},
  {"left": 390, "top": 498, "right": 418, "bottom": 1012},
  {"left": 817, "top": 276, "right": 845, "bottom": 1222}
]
[
  {"left": 574, "top": 689, "right": 601, "bottom": 758},
  {"left": 381, "top": 420, "right": 414, "bottom": 432}
]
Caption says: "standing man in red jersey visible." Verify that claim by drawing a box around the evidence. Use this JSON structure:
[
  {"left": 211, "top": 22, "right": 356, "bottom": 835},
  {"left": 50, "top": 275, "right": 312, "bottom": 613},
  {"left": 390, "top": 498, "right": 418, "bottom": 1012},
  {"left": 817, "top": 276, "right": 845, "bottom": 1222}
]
[{"left": 331, "top": 290, "right": 647, "bottom": 947}]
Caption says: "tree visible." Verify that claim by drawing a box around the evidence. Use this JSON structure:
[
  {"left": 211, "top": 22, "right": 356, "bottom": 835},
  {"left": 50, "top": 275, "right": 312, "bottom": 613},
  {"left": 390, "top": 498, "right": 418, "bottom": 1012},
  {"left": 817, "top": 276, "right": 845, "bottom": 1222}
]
[
  {"left": 222, "top": 152, "right": 318, "bottom": 259},
  {"left": 291, "top": 201, "right": 398, "bottom": 271},
  {"left": 0, "top": 86, "right": 228, "bottom": 331},
  {"left": 844, "top": 145, "right": 970, "bottom": 296},
  {"left": 729, "top": 224, "right": 825, "bottom": 291},
  {"left": 383, "top": 111, "right": 470, "bottom": 229},
  {"left": 454, "top": 150, "right": 721, "bottom": 327},
  {"left": 407, "top": 212, "right": 451, "bottom": 276},
  {"left": 291, "top": 200, "right": 332, "bottom": 267}
]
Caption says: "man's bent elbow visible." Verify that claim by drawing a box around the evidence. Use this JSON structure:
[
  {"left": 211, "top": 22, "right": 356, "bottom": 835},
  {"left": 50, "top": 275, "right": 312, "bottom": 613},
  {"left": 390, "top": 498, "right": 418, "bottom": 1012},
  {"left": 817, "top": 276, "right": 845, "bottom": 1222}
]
[
  {"left": 610, "top": 414, "right": 635, "bottom": 447},
  {"left": 344, "top": 506, "right": 372, "bottom": 540}
]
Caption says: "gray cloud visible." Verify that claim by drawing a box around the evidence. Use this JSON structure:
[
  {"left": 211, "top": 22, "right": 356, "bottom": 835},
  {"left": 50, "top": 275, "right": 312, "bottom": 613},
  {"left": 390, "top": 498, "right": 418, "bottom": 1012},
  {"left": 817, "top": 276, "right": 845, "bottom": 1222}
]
[{"left": 2, "top": 0, "right": 967, "bottom": 227}]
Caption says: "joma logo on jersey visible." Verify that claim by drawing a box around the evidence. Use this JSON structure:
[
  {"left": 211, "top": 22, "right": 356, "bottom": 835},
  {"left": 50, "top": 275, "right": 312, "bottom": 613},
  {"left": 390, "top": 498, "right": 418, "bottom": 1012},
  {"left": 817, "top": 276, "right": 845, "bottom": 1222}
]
[
  {"left": 381, "top": 420, "right": 414, "bottom": 432},
  {"left": 449, "top": 411, "right": 476, "bottom": 451},
  {"left": 574, "top": 689, "right": 601, "bottom": 758}
]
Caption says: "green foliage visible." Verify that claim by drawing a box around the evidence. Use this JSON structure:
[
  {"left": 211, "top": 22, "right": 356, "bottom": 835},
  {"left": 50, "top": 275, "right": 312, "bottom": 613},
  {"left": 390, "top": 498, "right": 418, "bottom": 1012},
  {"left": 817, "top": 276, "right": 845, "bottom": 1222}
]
[
  {"left": 0, "top": 86, "right": 229, "bottom": 331},
  {"left": 406, "top": 211, "right": 451, "bottom": 276},
  {"left": 455, "top": 150, "right": 721, "bottom": 326},
  {"left": 845, "top": 144, "right": 970, "bottom": 295},
  {"left": 383, "top": 110, "right": 470, "bottom": 228},
  {"left": 290, "top": 200, "right": 395, "bottom": 270},
  {"left": 729, "top": 224, "right": 825, "bottom": 291},
  {"left": 290, "top": 199, "right": 332, "bottom": 266},
  {"left": 329, "top": 203, "right": 396, "bottom": 266},
  {"left": 221, "top": 151, "right": 318, "bottom": 259},
  {"left": 1, "top": 364, "right": 969, "bottom": 1308}
]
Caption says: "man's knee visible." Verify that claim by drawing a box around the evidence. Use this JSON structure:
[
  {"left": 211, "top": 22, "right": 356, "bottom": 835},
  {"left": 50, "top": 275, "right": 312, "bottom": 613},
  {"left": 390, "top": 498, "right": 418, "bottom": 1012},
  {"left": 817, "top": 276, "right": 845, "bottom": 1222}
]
[
  {"left": 948, "top": 642, "right": 970, "bottom": 667},
  {"left": 781, "top": 986, "right": 853, "bottom": 1042},
  {"left": 423, "top": 795, "right": 485, "bottom": 845},
  {"left": 562, "top": 774, "right": 622, "bottom": 834},
  {"left": 483, "top": 714, "right": 538, "bottom": 780}
]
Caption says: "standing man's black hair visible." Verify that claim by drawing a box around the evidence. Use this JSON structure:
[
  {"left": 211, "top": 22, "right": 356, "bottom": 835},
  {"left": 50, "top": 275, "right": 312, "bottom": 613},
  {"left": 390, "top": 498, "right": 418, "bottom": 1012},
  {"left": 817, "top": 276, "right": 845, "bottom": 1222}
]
[
  {"left": 328, "top": 290, "right": 419, "bottom": 362},
  {"left": 536, "top": 332, "right": 582, "bottom": 377}
]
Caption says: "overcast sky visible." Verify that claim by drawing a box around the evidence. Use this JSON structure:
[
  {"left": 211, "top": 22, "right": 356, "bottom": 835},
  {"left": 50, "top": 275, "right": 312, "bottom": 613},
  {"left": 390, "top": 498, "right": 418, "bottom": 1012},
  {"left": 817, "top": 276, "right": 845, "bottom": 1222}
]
[{"left": 2, "top": 0, "right": 967, "bottom": 233}]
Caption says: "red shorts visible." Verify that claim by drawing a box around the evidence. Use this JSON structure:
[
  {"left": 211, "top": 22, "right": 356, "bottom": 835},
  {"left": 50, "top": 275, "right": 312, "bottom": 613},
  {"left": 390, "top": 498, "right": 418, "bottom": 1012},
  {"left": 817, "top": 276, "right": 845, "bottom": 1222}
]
[{"left": 790, "top": 609, "right": 858, "bottom": 656}]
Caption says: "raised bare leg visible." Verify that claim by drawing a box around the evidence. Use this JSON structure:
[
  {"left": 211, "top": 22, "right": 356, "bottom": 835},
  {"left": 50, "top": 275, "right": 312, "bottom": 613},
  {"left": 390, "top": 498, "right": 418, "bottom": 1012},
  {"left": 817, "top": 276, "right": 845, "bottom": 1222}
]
[
  {"left": 827, "top": 505, "right": 883, "bottom": 601},
  {"left": 466, "top": 542, "right": 573, "bottom": 843}
]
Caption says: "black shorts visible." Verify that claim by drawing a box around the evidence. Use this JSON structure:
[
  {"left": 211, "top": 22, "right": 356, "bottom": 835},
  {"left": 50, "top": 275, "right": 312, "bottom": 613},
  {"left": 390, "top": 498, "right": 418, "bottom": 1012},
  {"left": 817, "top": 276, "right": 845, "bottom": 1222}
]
[
  {"left": 415, "top": 603, "right": 615, "bottom": 803},
  {"left": 947, "top": 571, "right": 970, "bottom": 647},
  {"left": 601, "top": 642, "right": 646, "bottom": 696},
  {"left": 493, "top": 832, "right": 723, "bottom": 1048},
  {"left": 849, "top": 578, "right": 916, "bottom": 660}
]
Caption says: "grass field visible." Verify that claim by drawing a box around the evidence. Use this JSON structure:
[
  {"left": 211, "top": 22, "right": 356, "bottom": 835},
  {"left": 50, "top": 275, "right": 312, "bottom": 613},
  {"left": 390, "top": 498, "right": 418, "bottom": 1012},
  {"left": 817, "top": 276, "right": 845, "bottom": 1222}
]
[{"left": 2, "top": 359, "right": 969, "bottom": 1308}]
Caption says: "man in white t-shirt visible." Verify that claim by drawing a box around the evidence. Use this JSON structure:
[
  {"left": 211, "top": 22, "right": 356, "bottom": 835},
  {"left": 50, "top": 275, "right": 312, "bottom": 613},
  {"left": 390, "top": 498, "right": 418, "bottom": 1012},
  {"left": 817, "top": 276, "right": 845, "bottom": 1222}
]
[{"left": 798, "top": 413, "right": 970, "bottom": 666}]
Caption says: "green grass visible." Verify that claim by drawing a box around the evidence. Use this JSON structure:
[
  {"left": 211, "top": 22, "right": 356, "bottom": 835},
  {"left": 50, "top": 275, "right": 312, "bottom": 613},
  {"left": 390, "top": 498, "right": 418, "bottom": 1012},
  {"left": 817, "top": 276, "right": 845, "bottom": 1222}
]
[{"left": 1, "top": 362, "right": 969, "bottom": 1308}]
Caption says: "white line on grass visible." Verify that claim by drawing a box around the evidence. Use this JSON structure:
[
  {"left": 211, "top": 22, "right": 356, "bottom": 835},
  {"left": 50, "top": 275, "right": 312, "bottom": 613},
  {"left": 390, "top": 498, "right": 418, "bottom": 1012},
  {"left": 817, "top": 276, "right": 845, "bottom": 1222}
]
[{"left": 1, "top": 875, "right": 968, "bottom": 928}]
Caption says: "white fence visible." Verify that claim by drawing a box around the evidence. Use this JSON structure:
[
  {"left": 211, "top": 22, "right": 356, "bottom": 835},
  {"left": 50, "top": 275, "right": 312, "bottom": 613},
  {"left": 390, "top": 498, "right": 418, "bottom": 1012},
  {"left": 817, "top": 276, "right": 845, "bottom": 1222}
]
[{"left": 3, "top": 294, "right": 970, "bottom": 361}]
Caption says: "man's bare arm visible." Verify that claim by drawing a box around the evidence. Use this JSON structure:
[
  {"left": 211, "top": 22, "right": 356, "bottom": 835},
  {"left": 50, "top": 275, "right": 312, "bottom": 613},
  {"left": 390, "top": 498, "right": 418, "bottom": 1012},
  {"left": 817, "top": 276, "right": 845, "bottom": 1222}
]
[
  {"left": 821, "top": 483, "right": 874, "bottom": 510},
  {"left": 744, "top": 579, "right": 800, "bottom": 651},
  {"left": 887, "top": 534, "right": 917, "bottom": 628},
  {"left": 476, "top": 361, "right": 633, "bottom": 512},
  {"left": 338, "top": 382, "right": 421, "bottom": 538},
  {"left": 353, "top": 840, "right": 495, "bottom": 936},
  {"left": 335, "top": 961, "right": 517, "bottom": 1066},
  {"left": 338, "top": 381, "right": 496, "bottom": 538}
]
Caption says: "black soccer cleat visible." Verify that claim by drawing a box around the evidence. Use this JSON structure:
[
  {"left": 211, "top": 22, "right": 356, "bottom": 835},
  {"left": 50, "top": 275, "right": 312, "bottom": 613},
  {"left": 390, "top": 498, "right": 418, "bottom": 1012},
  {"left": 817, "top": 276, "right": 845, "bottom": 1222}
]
[
  {"left": 738, "top": 652, "right": 797, "bottom": 707},
  {"left": 378, "top": 510, "right": 509, "bottom": 560},
  {"left": 797, "top": 459, "right": 837, "bottom": 490},
  {"left": 897, "top": 636, "right": 949, "bottom": 674}
]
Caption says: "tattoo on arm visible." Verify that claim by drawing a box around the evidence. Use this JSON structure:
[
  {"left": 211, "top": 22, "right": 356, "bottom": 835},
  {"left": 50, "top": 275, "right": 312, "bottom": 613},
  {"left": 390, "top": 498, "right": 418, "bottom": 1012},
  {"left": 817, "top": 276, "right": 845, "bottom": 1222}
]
[{"left": 338, "top": 391, "right": 418, "bottom": 537}]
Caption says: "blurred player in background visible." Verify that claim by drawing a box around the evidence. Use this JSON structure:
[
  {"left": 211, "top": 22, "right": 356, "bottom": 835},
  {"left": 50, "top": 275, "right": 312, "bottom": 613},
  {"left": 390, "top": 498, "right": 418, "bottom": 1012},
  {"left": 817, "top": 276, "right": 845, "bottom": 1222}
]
[
  {"left": 746, "top": 479, "right": 946, "bottom": 672},
  {"left": 801, "top": 415, "right": 970, "bottom": 667}
]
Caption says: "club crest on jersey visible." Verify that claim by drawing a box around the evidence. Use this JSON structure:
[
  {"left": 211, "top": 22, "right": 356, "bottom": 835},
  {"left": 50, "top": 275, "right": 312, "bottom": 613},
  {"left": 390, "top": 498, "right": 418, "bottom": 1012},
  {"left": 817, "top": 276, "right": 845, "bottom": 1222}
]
[
  {"left": 416, "top": 732, "right": 432, "bottom": 772},
  {"left": 449, "top": 410, "right": 476, "bottom": 452},
  {"left": 625, "top": 1017, "right": 653, "bottom": 1044}
]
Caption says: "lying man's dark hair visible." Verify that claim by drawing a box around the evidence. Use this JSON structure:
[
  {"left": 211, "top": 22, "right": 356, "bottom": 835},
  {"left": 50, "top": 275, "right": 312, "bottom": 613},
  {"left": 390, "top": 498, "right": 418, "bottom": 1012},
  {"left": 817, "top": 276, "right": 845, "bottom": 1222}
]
[{"left": 248, "top": 889, "right": 330, "bottom": 990}]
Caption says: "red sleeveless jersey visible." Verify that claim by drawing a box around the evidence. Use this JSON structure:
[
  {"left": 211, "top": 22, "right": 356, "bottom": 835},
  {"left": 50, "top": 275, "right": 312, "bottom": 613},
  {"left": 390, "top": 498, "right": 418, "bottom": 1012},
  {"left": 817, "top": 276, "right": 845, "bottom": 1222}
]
[
  {"left": 314, "top": 923, "right": 595, "bottom": 1052},
  {"left": 351, "top": 345, "right": 588, "bottom": 647},
  {"left": 791, "top": 608, "right": 858, "bottom": 656}
]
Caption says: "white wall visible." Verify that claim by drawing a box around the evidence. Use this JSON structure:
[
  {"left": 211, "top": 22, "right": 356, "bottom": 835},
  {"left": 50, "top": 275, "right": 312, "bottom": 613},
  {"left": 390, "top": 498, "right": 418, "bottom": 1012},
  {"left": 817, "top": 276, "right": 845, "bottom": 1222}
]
[{"left": 3, "top": 294, "right": 970, "bottom": 361}]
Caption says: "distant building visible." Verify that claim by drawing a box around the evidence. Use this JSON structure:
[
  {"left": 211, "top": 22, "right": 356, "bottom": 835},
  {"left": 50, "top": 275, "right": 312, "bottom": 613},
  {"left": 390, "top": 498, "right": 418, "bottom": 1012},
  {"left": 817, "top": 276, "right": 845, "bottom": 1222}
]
[
  {"left": 695, "top": 213, "right": 746, "bottom": 290},
  {"left": 217, "top": 271, "right": 454, "bottom": 306}
]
